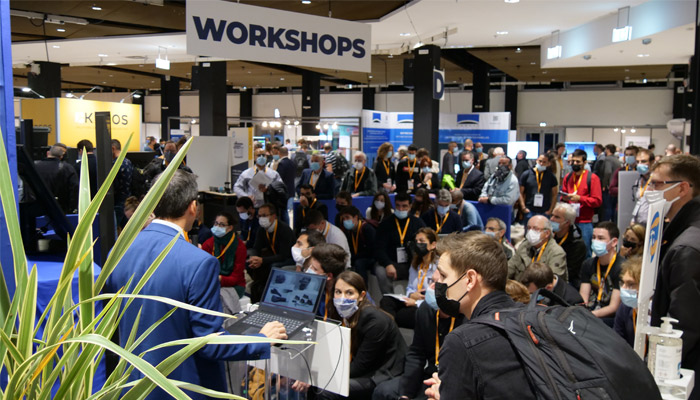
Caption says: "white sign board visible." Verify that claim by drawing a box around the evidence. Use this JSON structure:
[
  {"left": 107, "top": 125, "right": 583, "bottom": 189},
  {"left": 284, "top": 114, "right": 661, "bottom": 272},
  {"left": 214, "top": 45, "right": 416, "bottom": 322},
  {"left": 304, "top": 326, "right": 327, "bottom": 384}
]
[
  {"left": 186, "top": 0, "right": 371, "bottom": 72},
  {"left": 617, "top": 171, "right": 639, "bottom": 236}
]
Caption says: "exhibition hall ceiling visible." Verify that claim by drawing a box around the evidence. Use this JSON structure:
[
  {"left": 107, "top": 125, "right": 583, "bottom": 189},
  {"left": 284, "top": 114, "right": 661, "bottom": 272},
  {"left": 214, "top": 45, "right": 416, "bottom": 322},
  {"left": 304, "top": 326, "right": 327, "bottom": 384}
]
[{"left": 8, "top": 0, "right": 690, "bottom": 92}]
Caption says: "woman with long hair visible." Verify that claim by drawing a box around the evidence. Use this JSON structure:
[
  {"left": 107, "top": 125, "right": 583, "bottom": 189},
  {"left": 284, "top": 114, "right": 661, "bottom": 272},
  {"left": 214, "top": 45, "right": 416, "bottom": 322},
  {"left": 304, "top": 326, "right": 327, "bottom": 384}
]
[
  {"left": 365, "top": 191, "right": 393, "bottom": 226},
  {"left": 620, "top": 224, "right": 645, "bottom": 258},
  {"left": 416, "top": 155, "right": 440, "bottom": 194},
  {"left": 373, "top": 142, "right": 396, "bottom": 192},
  {"left": 410, "top": 188, "right": 433, "bottom": 218}
]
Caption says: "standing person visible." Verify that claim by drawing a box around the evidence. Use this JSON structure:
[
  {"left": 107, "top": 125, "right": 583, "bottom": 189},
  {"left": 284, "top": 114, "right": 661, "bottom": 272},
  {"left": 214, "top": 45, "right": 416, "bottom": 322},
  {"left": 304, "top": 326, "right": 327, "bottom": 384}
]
[
  {"left": 609, "top": 145, "right": 639, "bottom": 199},
  {"left": 200, "top": 212, "right": 247, "bottom": 298},
  {"left": 420, "top": 189, "right": 462, "bottom": 235},
  {"left": 111, "top": 139, "right": 133, "bottom": 227},
  {"left": 441, "top": 141, "right": 458, "bottom": 179},
  {"left": 507, "top": 215, "right": 568, "bottom": 282},
  {"left": 373, "top": 143, "right": 396, "bottom": 193},
  {"left": 478, "top": 156, "right": 520, "bottom": 206},
  {"left": 454, "top": 151, "right": 485, "bottom": 201},
  {"left": 620, "top": 224, "right": 645, "bottom": 258},
  {"left": 341, "top": 151, "right": 378, "bottom": 197},
  {"left": 297, "top": 153, "right": 336, "bottom": 200},
  {"left": 143, "top": 141, "right": 192, "bottom": 183},
  {"left": 76, "top": 139, "right": 98, "bottom": 198},
  {"left": 266, "top": 144, "right": 281, "bottom": 170},
  {"left": 518, "top": 154, "right": 558, "bottom": 226},
  {"left": 561, "top": 149, "right": 603, "bottom": 255},
  {"left": 550, "top": 203, "right": 587, "bottom": 289},
  {"left": 458, "top": 138, "right": 476, "bottom": 162},
  {"left": 513, "top": 150, "right": 530, "bottom": 178},
  {"left": 395, "top": 145, "right": 420, "bottom": 194},
  {"left": 599, "top": 144, "right": 622, "bottom": 222},
  {"left": 143, "top": 136, "right": 156, "bottom": 152},
  {"left": 276, "top": 146, "right": 297, "bottom": 220},
  {"left": 34, "top": 143, "right": 79, "bottom": 214},
  {"left": 649, "top": 155, "right": 700, "bottom": 399},
  {"left": 293, "top": 143, "right": 311, "bottom": 177},
  {"left": 613, "top": 256, "right": 642, "bottom": 347},
  {"left": 554, "top": 143, "right": 567, "bottom": 187},
  {"left": 631, "top": 149, "right": 655, "bottom": 225},
  {"left": 234, "top": 148, "right": 282, "bottom": 209},
  {"left": 338, "top": 206, "right": 376, "bottom": 283},
  {"left": 483, "top": 146, "right": 504, "bottom": 180},
  {"left": 106, "top": 171, "right": 286, "bottom": 400},
  {"left": 322, "top": 142, "right": 338, "bottom": 175},
  {"left": 592, "top": 143, "right": 606, "bottom": 178}
]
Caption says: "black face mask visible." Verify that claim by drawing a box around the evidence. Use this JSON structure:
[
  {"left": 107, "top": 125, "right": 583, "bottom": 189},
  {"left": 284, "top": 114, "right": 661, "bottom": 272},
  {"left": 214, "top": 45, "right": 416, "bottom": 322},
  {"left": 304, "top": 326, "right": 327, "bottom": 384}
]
[
  {"left": 304, "top": 196, "right": 314, "bottom": 207},
  {"left": 435, "top": 273, "right": 468, "bottom": 317},
  {"left": 335, "top": 204, "right": 345, "bottom": 211},
  {"left": 494, "top": 165, "right": 510, "bottom": 182},
  {"left": 622, "top": 239, "right": 638, "bottom": 249},
  {"left": 413, "top": 242, "right": 430, "bottom": 257},
  {"left": 571, "top": 164, "right": 582, "bottom": 172}
]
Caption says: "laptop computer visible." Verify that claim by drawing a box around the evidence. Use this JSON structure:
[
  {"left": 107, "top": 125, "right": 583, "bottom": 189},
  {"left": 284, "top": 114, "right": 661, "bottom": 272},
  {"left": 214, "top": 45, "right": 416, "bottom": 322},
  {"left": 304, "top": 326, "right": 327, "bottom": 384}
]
[{"left": 226, "top": 268, "right": 326, "bottom": 339}]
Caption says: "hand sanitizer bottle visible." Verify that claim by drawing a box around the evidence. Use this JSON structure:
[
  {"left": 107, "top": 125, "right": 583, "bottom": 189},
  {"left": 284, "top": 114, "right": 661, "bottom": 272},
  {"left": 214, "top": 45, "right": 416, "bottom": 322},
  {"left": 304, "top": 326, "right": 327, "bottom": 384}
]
[{"left": 647, "top": 317, "right": 683, "bottom": 383}]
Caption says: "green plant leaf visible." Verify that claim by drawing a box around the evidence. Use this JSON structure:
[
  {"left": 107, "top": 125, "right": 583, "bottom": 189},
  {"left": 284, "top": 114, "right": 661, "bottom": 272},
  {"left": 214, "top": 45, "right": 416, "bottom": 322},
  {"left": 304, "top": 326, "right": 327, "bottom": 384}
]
[{"left": 16, "top": 265, "right": 37, "bottom": 361}]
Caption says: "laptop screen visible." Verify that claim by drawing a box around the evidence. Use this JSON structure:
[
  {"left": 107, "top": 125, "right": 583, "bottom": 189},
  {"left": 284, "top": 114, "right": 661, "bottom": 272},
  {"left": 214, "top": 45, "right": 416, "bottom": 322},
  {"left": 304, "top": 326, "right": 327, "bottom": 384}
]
[{"left": 260, "top": 268, "right": 326, "bottom": 314}]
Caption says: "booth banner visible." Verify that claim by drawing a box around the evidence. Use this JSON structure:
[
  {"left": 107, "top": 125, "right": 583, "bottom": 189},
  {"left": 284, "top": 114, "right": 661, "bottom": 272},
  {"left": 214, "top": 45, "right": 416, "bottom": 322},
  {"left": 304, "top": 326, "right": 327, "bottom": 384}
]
[
  {"left": 360, "top": 110, "right": 413, "bottom": 156},
  {"left": 19, "top": 98, "right": 58, "bottom": 144},
  {"left": 186, "top": 0, "right": 371, "bottom": 73},
  {"left": 229, "top": 127, "right": 253, "bottom": 184}
]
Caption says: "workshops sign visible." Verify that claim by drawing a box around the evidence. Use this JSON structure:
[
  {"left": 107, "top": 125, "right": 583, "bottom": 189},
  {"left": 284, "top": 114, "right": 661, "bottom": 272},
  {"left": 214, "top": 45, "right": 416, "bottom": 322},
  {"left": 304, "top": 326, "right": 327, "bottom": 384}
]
[{"left": 186, "top": 0, "right": 371, "bottom": 72}]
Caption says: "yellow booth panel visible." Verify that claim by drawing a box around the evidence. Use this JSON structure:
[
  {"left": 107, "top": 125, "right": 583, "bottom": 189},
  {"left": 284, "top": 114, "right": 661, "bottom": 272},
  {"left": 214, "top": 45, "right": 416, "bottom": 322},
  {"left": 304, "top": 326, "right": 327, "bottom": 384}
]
[{"left": 20, "top": 98, "right": 58, "bottom": 145}]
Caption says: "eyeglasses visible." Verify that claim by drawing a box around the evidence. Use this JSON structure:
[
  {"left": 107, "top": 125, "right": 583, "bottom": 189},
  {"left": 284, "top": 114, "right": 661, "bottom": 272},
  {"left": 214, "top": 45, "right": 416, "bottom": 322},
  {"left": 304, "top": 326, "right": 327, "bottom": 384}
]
[
  {"left": 648, "top": 180, "right": 683, "bottom": 190},
  {"left": 213, "top": 221, "right": 229, "bottom": 227}
]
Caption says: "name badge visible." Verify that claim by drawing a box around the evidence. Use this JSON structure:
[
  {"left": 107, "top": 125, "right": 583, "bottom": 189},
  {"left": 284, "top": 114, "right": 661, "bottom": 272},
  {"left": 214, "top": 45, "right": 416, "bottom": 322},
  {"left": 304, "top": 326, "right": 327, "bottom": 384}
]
[
  {"left": 533, "top": 194, "right": 544, "bottom": 208},
  {"left": 632, "top": 202, "right": 640, "bottom": 217},
  {"left": 407, "top": 180, "right": 414, "bottom": 191},
  {"left": 397, "top": 247, "right": 408, "bottom": 263},
  {"left": 572, "top": 203, "right": 581, "bottom": 217}
]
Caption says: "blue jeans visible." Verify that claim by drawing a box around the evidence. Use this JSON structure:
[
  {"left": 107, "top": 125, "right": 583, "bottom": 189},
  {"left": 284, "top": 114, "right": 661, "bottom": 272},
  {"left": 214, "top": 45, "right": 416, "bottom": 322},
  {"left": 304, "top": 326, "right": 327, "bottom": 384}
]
[{"left": 578, "top": 222, "right": 593, "bottom": 257}]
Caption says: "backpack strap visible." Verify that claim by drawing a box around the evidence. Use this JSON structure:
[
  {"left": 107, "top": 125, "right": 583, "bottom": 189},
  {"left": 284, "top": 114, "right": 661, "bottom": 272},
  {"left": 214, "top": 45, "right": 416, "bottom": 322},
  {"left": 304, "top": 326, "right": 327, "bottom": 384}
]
[{"left": 528, "top": 288, "right": 571, "bottom": 310}]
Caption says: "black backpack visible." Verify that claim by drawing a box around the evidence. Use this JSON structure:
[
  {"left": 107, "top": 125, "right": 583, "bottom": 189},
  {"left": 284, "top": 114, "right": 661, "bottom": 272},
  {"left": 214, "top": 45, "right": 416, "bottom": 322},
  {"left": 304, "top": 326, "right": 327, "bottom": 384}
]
[
  {"left": 333, "top": 152, "right": 350, "bottom": 179},
  {"left": 294, "top": 151, "right": 310, "bottom": 177},
  {"left": 130, "top": 167, "right": 150, "bottom": 198},
  {"left": 472, "top": 289, "right": 661, "bottom": 400}
]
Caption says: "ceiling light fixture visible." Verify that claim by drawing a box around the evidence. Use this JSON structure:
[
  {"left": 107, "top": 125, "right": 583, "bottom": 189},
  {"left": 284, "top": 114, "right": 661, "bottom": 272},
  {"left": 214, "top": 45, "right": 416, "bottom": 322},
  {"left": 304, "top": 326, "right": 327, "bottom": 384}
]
[
  {"left": 504, "top": 0, "right": 520, "bottom": 3},
  {"left": 636, "top": 54, "right": 649, "bottom": 58},
  {"left": 399, "top": 33, "right": 411, "bottom": 37},
  {"left": 515, "top": 47, "right": 522, "bottom": 53},
  {"left": 301, "top": 0, "right": 311, "bottom": 4},
  {"left": 79, "top": 85, "right": 102, "bottom": 100},
  {"left": 66, "top": 92, "right": 75, "bottom": 98},
  {"left": 52, "top": 45, "right": 60, "bottom": 49},
  {"left": 156, "top": 46, "right": 170, "bottom": 70},
  {"left": 621, "top": 128, "right": 627, "bottom": 133},
  {"left": 539, "top": 122, "right": 547, "bottom": 127},
  {"left": 21, "top": 87, "right": 45, "bottom": 98},
  {"left": 614, "top": 128, "right": 619, "bottom": 132},
  {"left": 630, "top": 128, "right": 636, "bottom": 133},
  {"left": 191, "top": 119, "right": 197, "bottom": 124},
  {"left": 98, "top": 53, "right": 108, "bottom": 57},
  {"left": 262, "top": 121, "right": 268, "bottom": 128},
  {"left": 56, "top": 28, "right": 65, "bottom": 32},
  {"left": 119, "top": 91, "right": 142, "bottom": 103},
  {"left": 91, "top": 5, "right": 102, "bottom": 11},
  {"left": 496, "top": 31, "right": 508, "bottom": 35},
  {"left": 413, "top": 41, "right": 423, "bottom": 49},
  {"left": 612, "top": 7, "right": 632, "bottom": 43},
  {"left": 294, "top": 120, "right": 300, "bottom": 126}
]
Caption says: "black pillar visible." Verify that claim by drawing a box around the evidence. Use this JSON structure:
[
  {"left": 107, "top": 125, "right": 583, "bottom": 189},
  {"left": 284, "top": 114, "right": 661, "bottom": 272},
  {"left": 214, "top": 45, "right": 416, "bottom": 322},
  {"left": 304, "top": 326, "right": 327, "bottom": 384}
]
[
  {"left": 412, "top": 45, "right": 441, "bottom": 162},
  {"left": 95, "top": 112, "right": 115, "bottom": 266},
  {"left": 131, "top": 90, "right": 145, "bottom": 124},
  {"left": 691, "top": 0, "right": 700, "bottom": 155},
  {"left": 362, "top": 87, "right": 375, "bottom": 110},
  {"left": 505, "top": 76, "right": 518, "bottom": 130},
  {"left": 472, "top": 59, "right": 490, "bottom": 112},
  {"left": 199, "top": 61, "right": 227, "bottom": 136},
  {"left": 27, "top": 61, "right": 61, "bottom": 98},
  {"left": 160, "top": 76, "right": 180, "bottom": 141},
  {"left": 302, "top": 71, "right": 321, "bottom": 136},
  {"left": 240, "top": 88, "right": 252, "bottom": 127}
]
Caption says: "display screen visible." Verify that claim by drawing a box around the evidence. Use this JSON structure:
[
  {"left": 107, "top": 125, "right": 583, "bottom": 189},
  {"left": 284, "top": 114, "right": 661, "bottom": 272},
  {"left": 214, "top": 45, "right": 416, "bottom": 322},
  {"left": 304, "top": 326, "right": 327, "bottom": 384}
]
[
  {"left": 565, "top": 142, "right": 596, "bottom": 162},
  {"left": 507, "top": 141, "right": 539, "bottom": 160},
  {"left": 261, "top": 268, "right": 326, "bottom": 314}
]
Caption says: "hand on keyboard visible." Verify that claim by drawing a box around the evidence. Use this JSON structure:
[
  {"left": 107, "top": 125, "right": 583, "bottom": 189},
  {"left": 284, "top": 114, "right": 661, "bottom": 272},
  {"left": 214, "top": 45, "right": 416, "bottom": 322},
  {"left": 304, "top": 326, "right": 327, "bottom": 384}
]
[{"left": 260, "top": 321, "right": 287, "bottom": 340}]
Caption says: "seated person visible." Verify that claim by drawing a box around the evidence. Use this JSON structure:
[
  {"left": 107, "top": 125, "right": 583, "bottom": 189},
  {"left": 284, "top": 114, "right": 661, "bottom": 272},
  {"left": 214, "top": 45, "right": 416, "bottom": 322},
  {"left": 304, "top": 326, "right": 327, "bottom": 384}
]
[
  {"left": 420, "top": 189, "right": 463, "bottom": 235},
  {"left": 338, "top": 206, "right": 376, "bottom": 283},
  {"left": 291, "top": 230, "right": 325, "bottom": 271},
  {"left": 410, "top": 188, "right": 432, "bottom": 218},
  {"left": 450, "top": 189, "right": 484, "bottom": 231},
  {"left": 333, "top": 191, "right": 353, "bottom": 227},
  {"left": 380, "top": 227, "right": 438, "bottom": 329},
  {"left": 375, "top": 192, "right": 426, "bottom": 294},
  {"left": 416, "top": 155, "right": 440, "bottom": 194},
  {"left": 614, "top": 256, "right": 642, "bottom": 347},
  {"left": 316, "top": 271, "right": 407, "bottom": 400},
  {"left": 506, "top": 279, "right": 532, "bottom": 304},
  {"left": 550, "top": 203, "right": 587, "bottom": 289},
  {"left": 340, "top": 151, "right": 378, "bottom": 197},
  {"left": 306, "top": 243, "right": 350, "bottom": 320},
  {"left": 303, "top": 209, "right": 351, "bottom": 268},
  {"left": 508, "top": 215, "right": 568, "bottom": 282},
  {"left": 365, "top": 191, "right": 394, "bottom": 227},
  {"left": 484, "top": 217, "right": 515, "bottom": 260},
  {"left": 200, "top": 212, "right": 247, "bottom": 298},
  {"left": 235, "top": 196, "right": 259, "bottom": 249},
  {"left": 296, "top": 152, "right": 335, "bottom": 200},
  {"left": 294, "top": 184, "right": 328, "bottom": 234},
  {"left": 373, "top": 269, "right": 464, "bottom": 400},
  {"left": 579, "top": 221, "right": 623, "bottom": 325},
  {"left": 454, "top": 151, "right": 485, "bottom": 201},
  {"left": 521, "top": 261, "right": 583, "bottom": 306},
  {"left": 248, "top": 203, "right": 294, "bottom": 303},
  {"left": 620, "top": 224, "right": 645, "bottom": 258}
]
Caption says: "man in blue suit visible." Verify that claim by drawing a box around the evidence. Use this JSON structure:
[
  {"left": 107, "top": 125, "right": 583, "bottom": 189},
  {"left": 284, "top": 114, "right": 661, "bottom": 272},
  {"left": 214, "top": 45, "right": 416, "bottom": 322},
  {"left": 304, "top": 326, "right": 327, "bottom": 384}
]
[
  {"left": 107, "top": 170, "right": 287, "bottom": 400},
  {"left": 296, "top": 153, "right": 335, "bottom": 200}
]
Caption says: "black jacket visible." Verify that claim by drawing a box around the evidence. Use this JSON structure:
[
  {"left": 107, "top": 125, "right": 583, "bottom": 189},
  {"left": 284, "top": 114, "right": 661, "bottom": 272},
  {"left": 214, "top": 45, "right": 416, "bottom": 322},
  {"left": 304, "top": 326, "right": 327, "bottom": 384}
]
[
  {"left": 76, "top": 153, "right": 98, "bottom": 198},
  {"left": 552, "top": 276, "right": 584, "bottom": 305},
  {"left": 296, "top": 169, "right": 335, "bottom": 200},
  {"left": 416, "top": 171, "right": 441, "bottom": 194},
  {"left": 420, "top": 208, "right": 463, "bottom": 235},
  {"left": 438, "top": 291, "right": 536, "bottom": 400},
  {"left": 400, "top": 302, "right": 464, "bottom": 398},
  {"left": 34, "top": 158, "right": 79, "bottom": 214},
  {"left": 373, "top": 158, "right": 396, "bottom": 190},
  {"left": 351, "top": 306, "right": 407, "bottom": 384},
  {"left": 442, "top": 151, "right": 456, "bottom": 178},
  {"left": 341, "top": 219, "right": 376, "bottom": 262},
  {"left": 294, "top": 200, "right": 329, "bottom": 235},
  {"left": 651, "top": 196, "right": 700, "bottom": 399},
  {"left": 395, "top": 158, "right": 421, "bottom": 193},
  {"left": 375, "top": 215, "right": 426, "bottom": 267},
  {"left": 143, "top": 158, "right": 192, "bottom": 184},
  {"left": 556, "top": 225, "right": 588, "bottom": 289},
  {"left": 276, "top": 157, "right": 297, "bottom": 200},
  {"left": 455, "top": 167, "right": 485, "bottom": 201},
  {"left": 252, "top": 220, "right": 294, "bottom": 271}
]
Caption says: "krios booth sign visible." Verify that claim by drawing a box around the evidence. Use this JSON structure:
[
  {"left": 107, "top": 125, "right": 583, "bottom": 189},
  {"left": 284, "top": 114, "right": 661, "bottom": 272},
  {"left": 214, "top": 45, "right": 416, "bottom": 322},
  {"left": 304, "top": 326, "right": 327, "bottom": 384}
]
[
  {"left": 186, "top": 0, "right": 371, "bottom": 73},
  {"left": 361, "top": 110, "right": 510, "bottom": 155}
]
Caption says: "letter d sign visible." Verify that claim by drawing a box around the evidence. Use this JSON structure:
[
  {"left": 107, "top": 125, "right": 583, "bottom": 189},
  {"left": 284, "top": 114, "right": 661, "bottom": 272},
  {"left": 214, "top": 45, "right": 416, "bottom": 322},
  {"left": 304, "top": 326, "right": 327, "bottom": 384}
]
[{"left": 433, "top": 69, "right": 445, "bottom": 101}]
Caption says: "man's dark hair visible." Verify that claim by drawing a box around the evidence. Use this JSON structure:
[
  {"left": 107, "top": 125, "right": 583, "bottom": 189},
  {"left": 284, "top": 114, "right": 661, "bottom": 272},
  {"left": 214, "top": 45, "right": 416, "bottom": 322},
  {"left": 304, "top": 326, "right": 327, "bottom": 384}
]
[
  {"left": 77, "top": 139, "right": 94, "bottom": 152},
  {"left": 648, "top": 143, "right": 656, "bottom": 150},
  {"left": 153, "top": 170, "right": 198, "bottom": 219},
  {"left": 303, "top": 209, "right": 325, "bottom": 226},
  {"left": 335, "top": 191, "right": 352, "bottom": 203},
  {"left": 521, "top": 262, "right": 554, "bottom": 289},
  {"left": 594, "top": 143, "right": 604, "bottom": 152},
  {"left": 605, "top": 144, "right": 617, "bottom": 154},
  {"left": 236, "top": 196, "right": 254, "bottom": 209},
  {"left": 555, "top": 143, "right": 565, "bottom": 150},
  {"left": 111, "top": 139, "right": 121, "bottom": 150},
  {"left": 572, "top": 149, "right": 588, "bottom": 162},
  {"left": 259, "top": 203, "right": 277, "bottom": 216},
  {"left": 436, "top": 232, "right": 508, "bottom": 291},
  {"left": 311, "top": 243, "right": 347, "bottom": 278},
  {"left": 407, "top": 145, "right": 418, "bottom": 152},
  {"left": 651, "top": 154, "right": 700, "bottom": 197},
  {"left": 216, "top": 211, "right": 235, "bottom": 226},
  {"left": 395, "top": 191, "right": 411, "bottom": 204},
  {"left": 301, "top": 230, "right": 326, "bottom": 247},
  {"left": 338, "top": 206, "right": 361, "bottom": 219},
  {"left": 299, "top": 184, "right": 315, "bottom": 193},
  {"left": 595, "top": 221, "right": 620, "bottom": 240},
  {"left": 501, "top": 156, "right": 513, "bottom": 167},
  {"left": 518, "top": 150, "right": 527, "bottom": 158},
  {"left": 625, "top": 145, "right": 639, "bottom": 154}
]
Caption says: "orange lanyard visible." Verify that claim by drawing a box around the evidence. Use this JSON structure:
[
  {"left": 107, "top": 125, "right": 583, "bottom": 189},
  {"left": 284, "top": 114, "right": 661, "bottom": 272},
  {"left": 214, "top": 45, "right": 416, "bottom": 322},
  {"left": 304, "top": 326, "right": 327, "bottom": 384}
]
[
  {"left": 323, "top": 288, "right": 330, "bottom": 321},
  {"left": 531, "top": 239, "right": 548, "bottom": 263},
  {"left": 214, "top": 233, "right": 236, "bottom": 259},
  {"left": 434, "top": 211, "right": 449, "bottom": 234},
  {"left": 639, "top": 177, "right": 650, "bottom": 198},
  {"left": 354, "top": 167, "right": 366, "bottom": 191},
  {"left": 382, "top": 159, "right": 391, "bottom": 176},
  {"left": 351, "top": 221, "right": 362, "bottom": 254},
  {"left": 596, "top": 253, "right": 617, "bottom": 301},
  {"left": 395, "top": 218, "right": 411, "bottom": 246},
  {"left": 435, "top": 313, "right": 456, "bottom": 366},
  {"left": 460, "top": 167, "right": 471, "bottom": 187},
  {"left": 407, "top": 159, "right": 417, "bottom": 179},
  {"left": 633, "top": 309, "right": 637, "bottom": 333},
  {"left": 558, "top": 158, "right": 563, "bottom": 171},
  {"left": 302, "top": 198, "right": 316, "bottom": 219},
  {"left": 265, "top": 222, "right": 278, "bottom": 255},
  {"left": 557, "top": 231, "right": 569, "bottom": 246},
  {"left": 534, "top": 168, "right": 542, "bottom": 193},
  {"left": 183, "top": 231, "right": 190, "bottom": 242},
  {"left": 310, "top": 171, "right": 320, "bottom": 188},
  {"left": 322, "top": 223, "right": 330, "bottom": 239},
  {"left": 417, "top": 262, "right": 430, "bottom": 292},
  {"left": 457, "top": 206, "right": 462, "bottom": 216},
  {"left": 246, "top": 228, "right": 251, "bottom": 242},
  {"left": 573, "top": 171, "right": 586, "bottom": 194}
]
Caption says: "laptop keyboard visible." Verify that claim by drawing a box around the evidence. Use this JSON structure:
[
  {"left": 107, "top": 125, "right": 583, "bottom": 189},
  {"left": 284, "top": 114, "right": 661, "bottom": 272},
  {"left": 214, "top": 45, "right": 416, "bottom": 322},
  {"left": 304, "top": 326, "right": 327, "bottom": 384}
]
[{"left": 245, "top": 311, "right": 304, "bottom": 333}]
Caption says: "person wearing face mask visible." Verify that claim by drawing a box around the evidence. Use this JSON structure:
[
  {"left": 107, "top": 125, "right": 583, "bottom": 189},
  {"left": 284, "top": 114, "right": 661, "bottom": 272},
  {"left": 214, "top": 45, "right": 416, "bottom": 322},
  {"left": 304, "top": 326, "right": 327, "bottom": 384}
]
[
  {"left": 609, "top": 146, "right": 639, "bottom": 211},
  {"left": 513, "top": 150, "right": 531, "bottom": 178},
  {"left": 649, "top": 155, "right": 700, "bottom": 397},
  {"left": 373, "top": 142, "right": 397, "bottom": 192},
  {"left": 297, "top": 153, "right": 335, "bottom": 200},
  {"left": 373, "top": 268, "right": 464, "bottom": 400},
  {"left": 395, "top": 145, "right": 421, "bottom": 193},
  {"left": 596, "top": 144, "right": 622, "bottom": 223},
  {"left": 380, "top": 227, "right": 439, "bottom": 329},
  {"left": 613, "top": 256, "right": 642, "bottom": 347},
  {"left": 619, "top": 224, "right": 645, "bottom": 258},
  {"left": 459, "top": 138, "right": 476, "bottom": 164},
  {"left": 423, "top": 232, "right": 536, "bottom": 400},
  {"left": 416, "top": 155, "right": 440, "bottom": 194},
  {"left": 338, "top": 206, "right": 376, "bottom": 284},
  {"left": 507, "top": 215, "right": 568, "bottom": 282},
  {"left": 235, "top": 196, "right": 259, "bottom": 249},
  {"left": 302, "top": 209, "right": 351, "bottom": 269},
  {"left": 305, "top": 242, "right": 349, "bottom": 322},
  {"left": 441, "top": 141, "right": 458, "bottom": 179},
  {"left": 518, "top": 154, "right": 559, "bottom": 226},
  {"left": 410, "top": 188, "right": 433, "bottom": 218},
  {"left": 450, "top": 189, "right": 483, "bottom": 231},
  {"left": 478, "top": 156, "right": 520, "bottom": 206},
  {"left": 454, "top": 151, "right": 485, "bottom": 201},
  {"left": 483, "top": 146, "right": 505, "bottom": 180},
  {"left": 375, "top": 192, "right": 427, "bottom": 294},
  {"left": 578, "top": 222, "right": 623, "bottom": 325},
  {"left": 291, "top": 230, "right": 325, "bottom": 272},
  {"left": 248, "top": 203, "right": 294, "bottom": 303},
  {"left": 484, "top": 217, "right": 515, "bottom": 260},
  {"left": 143, "top": 141, "right": 193, "bottom": 185},
  {"left": 294, "top": 184, "right": 328, "bottom": 234},
  {"left": 233, "top": 148, "right": 282, "bottom": 209},
  {"left": 317, "top": 271, "right": 406, "bottom": 400},
  {"left": 521, "top": 261, "right": 583, "bottom": 306},
  {"left": 266, "top": 144, "right": 281, "bottom": 170},
  {"left": 549, "top": 203, "right": 587, "bottom": 289},
  {"left": 561, "top": 149, "right": 603, "bottom": 256},
  {"left": 201, "top": 212, "right": 247, "bottom": 298},
  {"left": 340, "top": 151, "right": 378, "bottom": 197},
  {"left": 365, "top": 191, "right": 394, "bottom": 226},
  {"left": 630, "top": 149, "right": 655, "bottom": 225},
  {"left": 333, "top": 191, "right": 353, "bottom": 227},
  {"left": 420, "top": 189, "right": 462, "bottom": 235}
]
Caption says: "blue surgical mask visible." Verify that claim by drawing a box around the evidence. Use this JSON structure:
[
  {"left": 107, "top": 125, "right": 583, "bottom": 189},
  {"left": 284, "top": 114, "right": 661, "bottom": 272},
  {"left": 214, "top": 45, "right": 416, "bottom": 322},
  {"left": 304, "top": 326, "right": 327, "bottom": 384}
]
[
  {"left": 394, "top": 210, "right": 408, "bottom": 220},
  {"left": 422, "top": 167, "right": 431, "bottom": 174},
  {"left": 636, "top": 164, "right": 649, "bottom": 175},
  {"left": 550, "top": 221, "right": 560, "bottom": 233},
  {"left": 437, "top": 205, "right": 450, "bottom": 216},
  {"left": 310, "top": 162, "right": 321, "bottom": 171},
  {"left": 273, "top": 154, "right": 280, "bottom": 161},
  {"left": 536, "top": 294, "right": 545, "bottom": 303},
  {"left": 211, "top": 226, "right": 227, "bottom": 238},
  {"left": 386, "top": 151, "right": 393, "bottom": 160},
  {"left": 625, "top": 155, "right": 636, "bottom": 165},
  {"left": 536, "top": 164, "right": 547, "bottom": 172},
  {"left": 343, "top": 219, "right": 356, "bottom": 230},
  {"left": 620, "top": 288, "right": 638, "bottom": 309},
  {"left": 256, "top": 156, "right": 267, "bottom": 166},
  {"left": 591, "top": 240, "right": 609, "bottom": 257},
  {"left": 476, "top": 147, "right": 483, "bottom": 153},
  {"left": 484, "top": 231, "right": 496, "bottom": 238},
  {"left": 449, "top": 204, "right": 458, "bottom": 211},
  {"left": 462, "top": 161, "right": 472, "bottom": 169},
  {"left": 333, "top": 298, "right": 359, "bottom": 319},
  {"left": 424, "top": 288, "right": 439, "bottom": 311},
  {"left": 408, "top": 154, "right": 416, "bottom": 161},
  {"left": 239, "top": 212, "right": 249, "bottom": 221}
]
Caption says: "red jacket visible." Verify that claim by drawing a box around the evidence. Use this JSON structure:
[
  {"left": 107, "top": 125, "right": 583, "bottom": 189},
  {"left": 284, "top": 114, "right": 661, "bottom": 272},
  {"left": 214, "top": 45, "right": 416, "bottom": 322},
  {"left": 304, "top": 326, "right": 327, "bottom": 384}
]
[
  {"left": 562, "top": 170, "right": 602, "bottom": 223},
  {"left": 201, "top": 236, "right": 247, "bottom": 288}
]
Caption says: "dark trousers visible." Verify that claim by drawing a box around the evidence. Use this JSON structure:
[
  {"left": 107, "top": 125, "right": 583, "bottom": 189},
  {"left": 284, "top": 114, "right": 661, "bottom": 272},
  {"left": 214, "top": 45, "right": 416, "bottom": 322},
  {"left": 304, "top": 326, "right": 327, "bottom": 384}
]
[
  {"left": 315, "top": 377, "right": 376, "bottom": 400},
  {"left": 379, "top": 296, "right": 418, "bottom": 329},
  {"left": 352, "top": 257, "right": 374, "bottom": 284},
  {"left": 372, "top": 376, "right": 428, "bottom": 400}
]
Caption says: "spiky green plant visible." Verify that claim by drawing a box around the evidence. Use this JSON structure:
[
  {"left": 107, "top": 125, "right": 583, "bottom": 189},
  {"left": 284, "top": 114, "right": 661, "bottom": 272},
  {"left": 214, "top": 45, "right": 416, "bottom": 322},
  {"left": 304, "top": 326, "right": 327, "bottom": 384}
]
[{"left": 0, "top": 133, "right": 303, "bottom": 399}]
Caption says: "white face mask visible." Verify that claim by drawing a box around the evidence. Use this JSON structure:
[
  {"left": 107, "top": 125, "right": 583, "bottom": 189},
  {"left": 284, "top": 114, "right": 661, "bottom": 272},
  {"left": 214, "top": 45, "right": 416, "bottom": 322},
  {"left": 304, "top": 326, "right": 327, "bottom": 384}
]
[
  {"left": 354, "top": 161, "right": 364, "bottom": 170},
  {"left": 259, "top": 217, "right": 271, "bottom": 229},
  {"left": 374, "top": 200, "right": 385, "bottom": 210},
  {"left": 645, "top": 182, "right": 682, "bottom": 217},
  {"left": 526, "top": 229, "right": 542, "bottom": 246},
  {"left": 291, "top": 246, "right": 308, "bottom": 265}
]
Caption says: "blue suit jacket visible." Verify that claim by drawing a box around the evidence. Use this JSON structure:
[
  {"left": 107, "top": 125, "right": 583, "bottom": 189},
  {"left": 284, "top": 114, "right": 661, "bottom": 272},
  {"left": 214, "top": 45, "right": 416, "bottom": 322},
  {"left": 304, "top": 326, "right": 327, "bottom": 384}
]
[
  {"left": 277, "top": 157, "right": 297, "bottom": 199},
  {"left": 296, "top": 169, "right": 335, "bottom": 199},
  {"left": 106, "top": 222, "right": 270, "bottom": 399}
]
